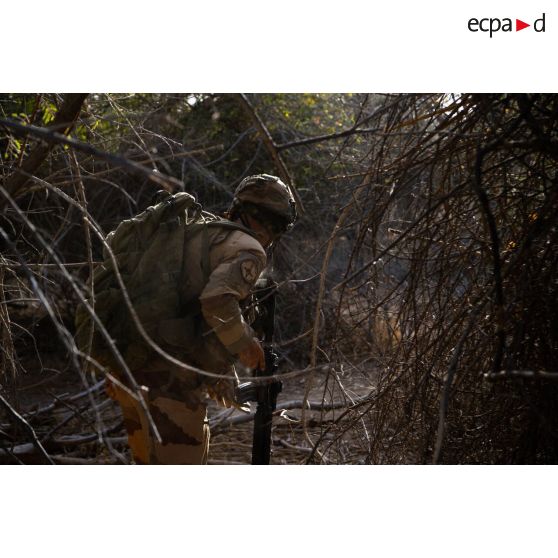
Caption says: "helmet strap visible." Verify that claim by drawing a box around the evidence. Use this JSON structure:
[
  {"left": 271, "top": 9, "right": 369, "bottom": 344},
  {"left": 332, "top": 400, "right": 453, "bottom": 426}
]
[{"left": 239, "top": 212, "right": 252, "bottom": 230}]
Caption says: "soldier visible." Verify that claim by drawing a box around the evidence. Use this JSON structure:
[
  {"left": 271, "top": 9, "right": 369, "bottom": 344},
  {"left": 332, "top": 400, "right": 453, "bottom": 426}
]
[{"left": 90, "top": 174, "right": 296, "bottom": 464}]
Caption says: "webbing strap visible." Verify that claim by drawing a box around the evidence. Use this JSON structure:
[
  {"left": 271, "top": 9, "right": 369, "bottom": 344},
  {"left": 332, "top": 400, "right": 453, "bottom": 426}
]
[
  {"left": 178, "top": 218, "right": 258, "bottom": 310},
  {"left": 200, "top": 220, "right": 257, "bottom": 283},
  {"left": 201, "top": 224, "right": 210, "bottom": 284}
]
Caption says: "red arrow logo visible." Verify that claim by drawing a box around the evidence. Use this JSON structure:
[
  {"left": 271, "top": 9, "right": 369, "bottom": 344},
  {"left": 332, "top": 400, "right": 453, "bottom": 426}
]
[{"left": 516, "top": 19, "right": 530, "bottom": 31}]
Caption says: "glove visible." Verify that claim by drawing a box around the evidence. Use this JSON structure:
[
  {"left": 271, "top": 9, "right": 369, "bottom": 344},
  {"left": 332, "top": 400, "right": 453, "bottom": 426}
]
[{"left": 237, "top": 337, "right": 265, "bottom": 370}]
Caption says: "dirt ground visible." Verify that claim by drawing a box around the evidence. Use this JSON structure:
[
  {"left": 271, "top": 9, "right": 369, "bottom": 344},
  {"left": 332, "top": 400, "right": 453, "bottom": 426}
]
[{"left": 1, "top": 353, "right": 376, "bottom": 465}]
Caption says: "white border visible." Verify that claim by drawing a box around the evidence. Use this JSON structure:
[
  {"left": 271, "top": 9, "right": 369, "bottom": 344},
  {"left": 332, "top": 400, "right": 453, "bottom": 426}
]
[
  {"left": 1, "top": 2, "right": 556, "bottom": 555},
  {"left": 1, "top": 465, "right": 556, "bottom": 557},
  {"left": 1, "top": 0, "right": 556, "bottom": 91}
]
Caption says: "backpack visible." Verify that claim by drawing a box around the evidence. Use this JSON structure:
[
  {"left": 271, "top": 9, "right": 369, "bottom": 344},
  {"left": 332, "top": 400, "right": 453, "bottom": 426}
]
[{"left": 75, "top": 191, "right": 252, "bottom": 371}]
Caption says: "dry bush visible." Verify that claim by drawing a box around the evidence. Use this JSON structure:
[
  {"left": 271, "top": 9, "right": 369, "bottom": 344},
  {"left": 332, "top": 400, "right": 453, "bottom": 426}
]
[
  {"left": 307, "top": 94, "right": 558, "bottom": 464},
  {"left": 1, "top": 93, "right": 556, "bottom": 464}
]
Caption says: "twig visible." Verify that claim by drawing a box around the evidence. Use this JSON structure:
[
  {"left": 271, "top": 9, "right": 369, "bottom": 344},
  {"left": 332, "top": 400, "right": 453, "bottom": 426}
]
[
  {"left": 24, "top": 380, "right": 106, "bottom": 419},
  {"left": 2, "top": 94, "right": 88, "bottom": 204},
  {"left": 302, "top": 183, "right": 367, "bottom": 451},
  {"left": 432, "top": 300, "right": 487, "bottom": 464},
  {"left": 0, "top": 185, "right": 162, "bottom": 444},
  {"left": 70, "top": 149, "right": 96, "bottom": 373},
  {"left": 484, "top": 369, "right": 558, "bottom": 381},
  {"left": 0, "top": 391, "right": 55, "bottom": 464},
  {"left": 472, "top": 145, "right": 506, "bottom": 374},
  {"left": 277, "top": 127, "right": 380, "bottom": 151},
  {"left": 235, "top": 93, "right": 305, "bottom": 214},
  {"left": 210, "top": 397, "right": 356, "bottom": 431},
  {"left": 276, "top": 438, "right": 312, "bottom": 453},
  {"left": 0, "top": 435, "right": 128, "bottom": 462},
  {"left": 0, "top": 117, "right": 184, "bottom": 196}
]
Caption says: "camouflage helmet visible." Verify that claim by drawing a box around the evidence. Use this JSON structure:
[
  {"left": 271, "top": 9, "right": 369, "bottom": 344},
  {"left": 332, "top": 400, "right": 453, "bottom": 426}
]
[{"left": 233, "top": 174, "right": 297, "bottom": 230}]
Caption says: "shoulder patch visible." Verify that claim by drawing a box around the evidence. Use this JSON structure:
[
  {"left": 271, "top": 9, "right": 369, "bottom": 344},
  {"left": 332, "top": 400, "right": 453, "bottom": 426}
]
[{"left": 240, "top": 259, "right": 259, "bottom": 284}]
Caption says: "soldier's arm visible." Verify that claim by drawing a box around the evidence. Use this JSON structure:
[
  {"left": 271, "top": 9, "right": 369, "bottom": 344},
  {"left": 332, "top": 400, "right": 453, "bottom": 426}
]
[{"left": 199, "top": 246, "right": 266, "bottom": 357}]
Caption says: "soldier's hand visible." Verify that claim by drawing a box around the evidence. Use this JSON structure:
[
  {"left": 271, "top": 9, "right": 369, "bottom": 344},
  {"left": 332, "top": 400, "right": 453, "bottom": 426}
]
[{"left": 237, "top": 338, "right": 265, "bottom": 370}]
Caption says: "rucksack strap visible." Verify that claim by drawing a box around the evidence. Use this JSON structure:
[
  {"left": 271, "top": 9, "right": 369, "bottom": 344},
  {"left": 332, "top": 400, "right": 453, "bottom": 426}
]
[
  {"left": 179, "top": 218, "right": 258, "bottom": 307},
  {"left": 201, "top": 224, "right": 210, "bottom": 284},
  {"left": 200, "top": 220, "right": 257, "bottom": 283}
]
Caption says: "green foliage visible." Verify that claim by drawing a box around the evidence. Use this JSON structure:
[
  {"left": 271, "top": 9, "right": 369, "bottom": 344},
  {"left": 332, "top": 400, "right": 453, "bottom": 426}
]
[
  {"left": 3, "top": 136, "right": 21, "bottom": 160},
  {"left": 41, "top": 101, "right": 57, "bottom": 125}
]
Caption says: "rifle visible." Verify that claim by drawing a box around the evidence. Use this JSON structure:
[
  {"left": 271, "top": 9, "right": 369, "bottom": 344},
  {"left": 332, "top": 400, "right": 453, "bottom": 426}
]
[{"left": 235, "top": 278, "right": 281, "bottom": 465}]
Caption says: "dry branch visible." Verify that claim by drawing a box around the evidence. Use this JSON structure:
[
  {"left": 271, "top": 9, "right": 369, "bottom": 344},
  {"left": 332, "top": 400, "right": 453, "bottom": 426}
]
[
  {"left": 0, "top": 118, "right": 184, "bottom": 194},
  {"left": 235, "top": 93, "right": 305, "bottom": 214},
  {"left": 0, "top": 391, "right": 55, "bottom": 464},
  {"left": 2, "top": 94, "right": 88, "bottom": 204}
]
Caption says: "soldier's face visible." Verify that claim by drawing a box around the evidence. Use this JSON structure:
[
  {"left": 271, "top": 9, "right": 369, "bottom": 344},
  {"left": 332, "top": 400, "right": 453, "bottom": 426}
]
[{"left": 246, "top": 215, "right": 274, "bottom": 248}]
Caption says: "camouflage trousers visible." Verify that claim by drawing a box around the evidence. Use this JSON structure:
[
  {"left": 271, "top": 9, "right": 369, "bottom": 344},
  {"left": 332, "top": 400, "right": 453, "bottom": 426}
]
[
  {"left": 107, "top": 357, "right": 210, "bottom": 465},
  {"left": 104, "top": 329, "right": 239, "bottom": 464}
]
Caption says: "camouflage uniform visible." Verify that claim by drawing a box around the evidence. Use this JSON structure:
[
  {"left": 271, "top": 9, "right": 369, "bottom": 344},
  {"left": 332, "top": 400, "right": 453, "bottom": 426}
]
[
  {"left": 109, "top": 226, "right": 267, "bottom": 464},
  {"left": 91, "top": 173, "right": 296, "bottom": 464}
]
